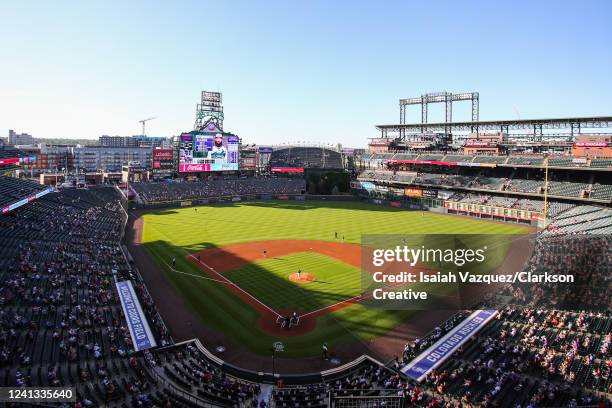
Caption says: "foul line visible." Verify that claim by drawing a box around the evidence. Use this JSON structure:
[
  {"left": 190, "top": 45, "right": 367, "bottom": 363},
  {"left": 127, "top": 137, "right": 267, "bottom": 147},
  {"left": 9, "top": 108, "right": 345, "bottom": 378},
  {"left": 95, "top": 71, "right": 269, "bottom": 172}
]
[
  {"left": 186, "top": 255, "right": 368, "bottom": 321},
  {"left": 163, "top": 261, "right": 232, "bottom": 285},
  {"left": 299, "top": 293, "right": 364, "bottom": 318},
  {"left": 188, "top": 254, "right": 283, "bottom": 318}
]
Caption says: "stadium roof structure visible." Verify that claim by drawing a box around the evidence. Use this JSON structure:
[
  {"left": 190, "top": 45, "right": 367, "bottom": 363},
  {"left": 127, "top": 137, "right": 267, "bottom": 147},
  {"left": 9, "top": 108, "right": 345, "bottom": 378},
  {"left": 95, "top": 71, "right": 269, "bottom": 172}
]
[{"left": 376, "top": 116, "right": 612, "bottom": 138}]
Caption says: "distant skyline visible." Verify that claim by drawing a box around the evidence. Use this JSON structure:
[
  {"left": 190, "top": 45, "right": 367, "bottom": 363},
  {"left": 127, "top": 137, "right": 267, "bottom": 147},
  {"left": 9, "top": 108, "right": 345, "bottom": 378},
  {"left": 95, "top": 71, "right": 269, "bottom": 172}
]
[{"left": 1, "top": 0, "right": 611, "bottom": 147}]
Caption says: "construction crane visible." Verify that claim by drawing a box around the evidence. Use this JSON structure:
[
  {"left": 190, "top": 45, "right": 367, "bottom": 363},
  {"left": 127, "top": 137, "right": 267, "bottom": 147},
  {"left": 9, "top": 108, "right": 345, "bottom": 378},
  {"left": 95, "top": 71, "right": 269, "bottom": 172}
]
[{"left": 139, "top": 116, "right": 157, "bottom": 136}]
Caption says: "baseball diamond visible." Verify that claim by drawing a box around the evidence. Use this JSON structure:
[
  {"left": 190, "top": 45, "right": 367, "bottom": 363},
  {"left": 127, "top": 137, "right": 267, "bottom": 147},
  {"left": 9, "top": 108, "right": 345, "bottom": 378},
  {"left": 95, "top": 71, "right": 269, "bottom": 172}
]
[{"left": 133, "top": 200, "right": 530, "bottom": 364}]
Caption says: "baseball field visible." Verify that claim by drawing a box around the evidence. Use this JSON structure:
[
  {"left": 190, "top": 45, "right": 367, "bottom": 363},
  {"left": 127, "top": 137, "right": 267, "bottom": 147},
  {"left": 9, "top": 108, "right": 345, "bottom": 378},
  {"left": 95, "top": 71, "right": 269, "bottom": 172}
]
[{"left": 139, "top": 200, "right": 530, "bottom": 358}]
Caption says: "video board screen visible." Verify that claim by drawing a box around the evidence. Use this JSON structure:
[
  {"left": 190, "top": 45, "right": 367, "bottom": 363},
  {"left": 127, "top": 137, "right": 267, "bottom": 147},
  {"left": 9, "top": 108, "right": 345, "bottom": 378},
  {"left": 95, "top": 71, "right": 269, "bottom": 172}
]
[{"left": 179, "top": 132, "right": 239, "bottom": 172}]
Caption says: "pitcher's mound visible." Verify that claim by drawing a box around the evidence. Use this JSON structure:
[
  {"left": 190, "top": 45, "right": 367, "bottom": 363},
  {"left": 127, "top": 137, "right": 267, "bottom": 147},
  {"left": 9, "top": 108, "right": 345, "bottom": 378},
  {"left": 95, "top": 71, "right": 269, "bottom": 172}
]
[{"left": 288, "top": 272, "right": 316, "bottom": 284}]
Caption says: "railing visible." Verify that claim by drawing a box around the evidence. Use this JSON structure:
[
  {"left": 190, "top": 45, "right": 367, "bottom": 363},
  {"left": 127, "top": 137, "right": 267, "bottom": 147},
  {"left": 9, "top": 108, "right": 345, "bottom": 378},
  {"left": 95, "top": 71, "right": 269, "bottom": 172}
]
[{"left": 144, "top": 361, "right": 222, "bottom": 408}]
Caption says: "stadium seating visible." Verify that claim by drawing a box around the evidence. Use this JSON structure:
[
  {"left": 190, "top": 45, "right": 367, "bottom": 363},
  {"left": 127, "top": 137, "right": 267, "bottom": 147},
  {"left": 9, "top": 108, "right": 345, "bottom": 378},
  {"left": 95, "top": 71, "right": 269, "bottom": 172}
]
[
  {"left": 0, "top": 187, "right": 183, "bottom": 407},
  {"left": 0, "top": 176, "right": 50, "bottom": 208},
  {"left": 154, "top": 342, "right": 261, "bottom": 406},
  {"left": 590, "top": 183, "right": 612, "bottom": 201},
  {"left": 505, "top": 179, "right": 542, "bottom": 194},
  {"left": 416, "top": 154, "right": 444, "bottom": 161},
  {"left": 443, "top": 155, "right": 474, "bottom": 162},
  {"left": 542, "top": 206, "right": 612, "bottom": 236},
  {"left": 358, "top": 170, "right": 415, "bottom": 183},
  {"left": 389, "top": 153, "right": 418, "bottom": 160},
  {"left": 547, "top": 181, "right": 587, "bottom": 198},
  {"left": 471, "top": 176, "right": 507, "bottom": 191},
  {"left": 589, "top": 158, "right": 612, "bottom": 168},
  {"left": 420, "top": 308, "right": 611, "bottom": 406},
  {"left": 452, "top": 193, "right": 488, "bottom": 205},
  {"left": 548, "top": 157, "right": 583, "bottom": 167},
  {"left": 485, "top": 195, "right": 519, "bottom": 208},
  {"left": 132, "top": 177, "right": 306, "bottom": 204},
  {"left": 474, "top": 156, "right": 508, "bottom": 164},
  {"left": 506, "top": 156, "right": 545, "bottom": 166},
  {"left": 1, "top": 169, "right": 610, "bottom": 407}
]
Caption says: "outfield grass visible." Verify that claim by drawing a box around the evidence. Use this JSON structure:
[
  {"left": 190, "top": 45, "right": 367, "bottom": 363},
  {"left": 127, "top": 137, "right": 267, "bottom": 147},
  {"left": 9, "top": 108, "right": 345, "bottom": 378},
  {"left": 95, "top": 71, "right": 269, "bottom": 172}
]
[
  {"left": 223, "top": 252, "right": 362, "bottom": 312},
  {"left": 141, "top": 200, "right": 531, "bottom": 357}
]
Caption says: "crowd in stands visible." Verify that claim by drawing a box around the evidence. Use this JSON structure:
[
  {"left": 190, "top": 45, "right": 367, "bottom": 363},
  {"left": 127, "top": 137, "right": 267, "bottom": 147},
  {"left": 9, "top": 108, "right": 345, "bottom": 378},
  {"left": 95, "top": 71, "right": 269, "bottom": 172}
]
[
  {"left": 497, "top": 234, "right": 611, "bottom": 311},
  {"left": 419, "top": 308, "right": 610, "bottom": 407},
  {"left": 0, "top": 183, "right": 181, "bottom": 407},
  {"left": 542, "top": 206, "right": 612, "bottom": 235},
  {"left": 132, "top": 177, "right": 306, "bottom": 204},
  {"left": 152, "top": 342, "right": 261, "bottom": 407}
]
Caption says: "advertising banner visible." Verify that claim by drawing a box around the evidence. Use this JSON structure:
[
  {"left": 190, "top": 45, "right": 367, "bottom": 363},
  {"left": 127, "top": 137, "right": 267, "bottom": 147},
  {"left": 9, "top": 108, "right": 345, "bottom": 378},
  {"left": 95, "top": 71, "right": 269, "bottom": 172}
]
[
  {"left": 389, "top": 187, "right": 404, "bottom": 197},
  {"left": 1, "top": 187, "right": 53, "bottom": 214},
  {"left": 152, "top": 149, "right": 174, "bottom": 171},
  {"left": 401, "top": 309, "right": 497, "bottom": 381},
  {"left": 465, "top": 141, "right": 491, "bottom": 147},
  {"left": 376, "top": 185, "right": 388, "bottom": 193},
  {"left": 404, "top": 187, "right": 423, "bottom": 198},
  {"left": 271, "top": 167, "right": 304, "bottom": 173},
  {"left": 361, "top": 182, "right": 376, "bottom": 192},
  {"left": 574, "top": 142, "right": 608, "bottom": 147},
  {"left": 0, "top": 157, "right": 20, "bottom": 165},
  {"left": 422, "top": 189, "right": 438, "bottom": 198},
  {"left": 115, "top": 280, "right": 157, "bottom": 351},
  {"left": 241, "top": 157, "right": 257, "bottom": 169}
]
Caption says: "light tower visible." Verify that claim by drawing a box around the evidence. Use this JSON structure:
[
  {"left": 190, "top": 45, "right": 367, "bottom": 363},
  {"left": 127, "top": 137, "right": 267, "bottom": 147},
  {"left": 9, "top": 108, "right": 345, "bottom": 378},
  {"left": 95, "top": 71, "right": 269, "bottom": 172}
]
[{"left": 194, "top": 91, "right": 224, "bottom": 131}]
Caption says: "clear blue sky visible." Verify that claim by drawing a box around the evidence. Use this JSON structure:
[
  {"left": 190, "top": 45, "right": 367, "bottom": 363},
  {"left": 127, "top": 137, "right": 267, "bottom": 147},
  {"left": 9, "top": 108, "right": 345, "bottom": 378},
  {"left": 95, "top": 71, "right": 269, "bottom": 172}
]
[{"left": 1, "top": 0, "right": 611, "bottom": 147}]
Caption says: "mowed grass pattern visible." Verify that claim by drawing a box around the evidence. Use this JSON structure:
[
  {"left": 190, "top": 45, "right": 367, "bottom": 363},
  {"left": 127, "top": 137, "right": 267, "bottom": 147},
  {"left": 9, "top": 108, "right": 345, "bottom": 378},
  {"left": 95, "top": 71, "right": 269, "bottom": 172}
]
[
  {"left": 141, "top": 200, "right": 531, "bottom": 357},
  {"left": 223, "top": 252, "right": 361, "bottom": 312},
  {"left": 144, "top": 201, "right": 529, "bottom": 251}
]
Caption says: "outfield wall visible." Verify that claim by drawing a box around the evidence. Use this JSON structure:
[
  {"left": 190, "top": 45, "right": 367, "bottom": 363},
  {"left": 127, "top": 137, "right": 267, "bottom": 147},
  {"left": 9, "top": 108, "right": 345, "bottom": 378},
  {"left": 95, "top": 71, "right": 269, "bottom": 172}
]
[{"left": 134, "top": 194, "right": 359, "bottom": 210}]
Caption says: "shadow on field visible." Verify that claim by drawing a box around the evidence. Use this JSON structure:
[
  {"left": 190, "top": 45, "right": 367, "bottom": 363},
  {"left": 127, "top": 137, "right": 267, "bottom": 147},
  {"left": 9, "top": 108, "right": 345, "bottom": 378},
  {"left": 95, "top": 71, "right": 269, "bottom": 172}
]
[
  {"left": 163, "top": 238, "right": 359, "bottom": 313},
  {"left": 138, "top": 237, "right": 421, "bottom": 356}
]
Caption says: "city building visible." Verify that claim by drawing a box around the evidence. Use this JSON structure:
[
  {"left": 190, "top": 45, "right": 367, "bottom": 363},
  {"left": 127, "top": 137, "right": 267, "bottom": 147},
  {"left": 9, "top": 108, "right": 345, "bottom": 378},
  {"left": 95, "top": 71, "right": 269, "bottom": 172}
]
[
  {"left": 74, "top": 146, "right": 152, "bottom": 172},
  {"left": 99, "top": 135, "right": 170, "bottom": 148},
  {"left": 8, "top": 129, "right": 34, "bottom": 145}
]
